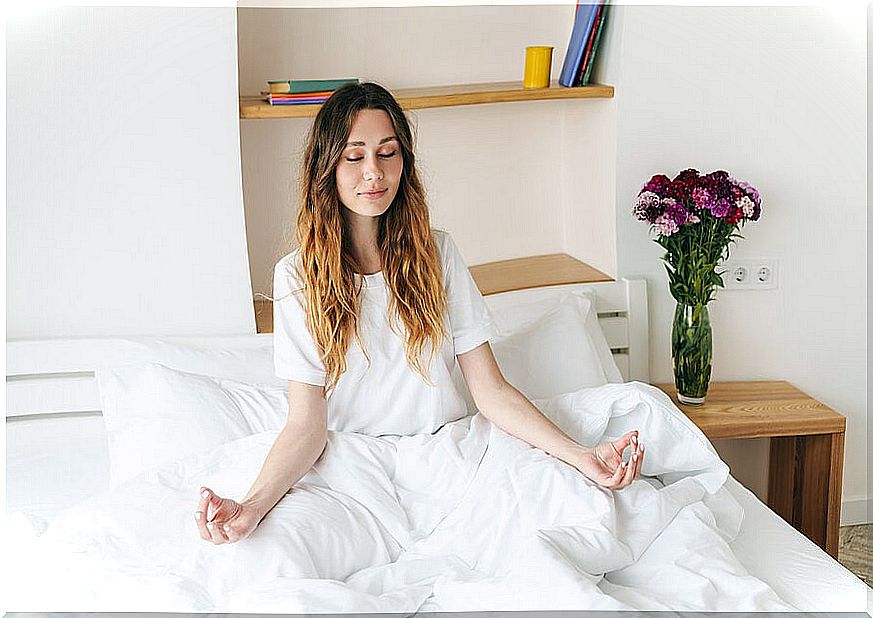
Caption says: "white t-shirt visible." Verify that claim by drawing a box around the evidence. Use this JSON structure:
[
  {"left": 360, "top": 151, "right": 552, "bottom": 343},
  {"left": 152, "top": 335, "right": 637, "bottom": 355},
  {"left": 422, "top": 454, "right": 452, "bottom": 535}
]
[{"left": 272, "top": 229, "right": 494, "bottom": 436}]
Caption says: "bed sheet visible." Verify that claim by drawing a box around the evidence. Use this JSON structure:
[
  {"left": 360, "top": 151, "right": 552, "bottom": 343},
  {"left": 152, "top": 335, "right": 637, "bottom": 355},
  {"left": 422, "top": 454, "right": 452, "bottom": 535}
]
[{"left": 724, "top": 475, "right": 872, "bottom": 614}]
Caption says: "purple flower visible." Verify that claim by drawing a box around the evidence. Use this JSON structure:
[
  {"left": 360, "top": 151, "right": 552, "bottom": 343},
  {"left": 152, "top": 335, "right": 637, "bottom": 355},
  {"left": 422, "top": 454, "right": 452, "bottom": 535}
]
[
  {"left": 711, "top": 197, "right": 733, "bottom": 218},
  {"left": 663, "top": 198, "right": 697, "bottom": 226},
  {"left": 703, "top": 170, "right": 732, "bottom": 200}
]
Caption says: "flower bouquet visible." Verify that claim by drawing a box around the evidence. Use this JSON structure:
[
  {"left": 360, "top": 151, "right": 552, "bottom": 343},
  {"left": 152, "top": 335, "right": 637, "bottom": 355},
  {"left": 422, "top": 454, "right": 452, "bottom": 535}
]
[{"left": 634, "top": 168, "right": 762, "bottom": 405}]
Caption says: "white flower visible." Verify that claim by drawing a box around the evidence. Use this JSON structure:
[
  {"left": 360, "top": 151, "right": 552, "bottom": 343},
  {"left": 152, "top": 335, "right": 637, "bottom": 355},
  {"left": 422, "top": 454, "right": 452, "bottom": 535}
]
[{"left": 737, "top": 196, "right": 754, "bottom": 218}]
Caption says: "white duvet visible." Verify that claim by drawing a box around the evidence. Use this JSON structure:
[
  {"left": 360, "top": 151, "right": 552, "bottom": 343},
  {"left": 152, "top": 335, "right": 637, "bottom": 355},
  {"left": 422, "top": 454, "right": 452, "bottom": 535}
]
[{"left": 5, "top": 382, "right": 795, "bottom": 612}]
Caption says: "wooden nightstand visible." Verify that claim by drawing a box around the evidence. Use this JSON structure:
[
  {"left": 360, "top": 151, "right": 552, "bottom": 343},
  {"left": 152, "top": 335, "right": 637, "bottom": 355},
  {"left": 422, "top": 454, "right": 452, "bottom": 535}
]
[{"left": 654, "top": 381, "right": 846, "bottom": 559}]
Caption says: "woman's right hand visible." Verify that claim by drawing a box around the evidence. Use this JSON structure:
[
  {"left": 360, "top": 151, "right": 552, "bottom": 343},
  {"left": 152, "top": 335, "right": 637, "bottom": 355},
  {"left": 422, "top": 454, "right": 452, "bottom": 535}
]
[{"left": 194, "top": 486, "right": 262, "bottom": 544}]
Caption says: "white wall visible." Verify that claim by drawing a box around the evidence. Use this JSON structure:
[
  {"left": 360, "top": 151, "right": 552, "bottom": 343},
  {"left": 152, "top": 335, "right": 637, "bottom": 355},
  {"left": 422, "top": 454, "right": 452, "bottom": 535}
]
[
  {"left": 237, "top": 5, "right": 617, "bottom": 297},
  {"left": 598, "top": 5, "right": 868, "bottom": 522},
  {"left": 7, "top": 7, "right": 255, "bottom": 338}
]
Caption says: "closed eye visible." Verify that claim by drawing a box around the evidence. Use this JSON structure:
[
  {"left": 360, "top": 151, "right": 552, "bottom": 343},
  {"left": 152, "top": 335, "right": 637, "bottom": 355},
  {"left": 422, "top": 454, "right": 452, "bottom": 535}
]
[{"left": 344, "top": 151, "right": 398, "bottom": 163}]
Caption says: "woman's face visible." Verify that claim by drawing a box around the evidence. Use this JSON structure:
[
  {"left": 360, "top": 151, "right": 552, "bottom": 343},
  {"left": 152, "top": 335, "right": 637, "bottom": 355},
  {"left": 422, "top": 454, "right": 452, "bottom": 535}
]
[{"left": 335, "top": 109, "right": 404, "bottom": 219}]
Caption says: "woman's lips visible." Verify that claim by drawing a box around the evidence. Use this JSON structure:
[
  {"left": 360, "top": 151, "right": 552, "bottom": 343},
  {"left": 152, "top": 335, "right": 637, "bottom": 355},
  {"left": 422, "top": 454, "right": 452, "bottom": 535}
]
[{"left": 359, "top": 189, "right": 388, "bottom": 200}]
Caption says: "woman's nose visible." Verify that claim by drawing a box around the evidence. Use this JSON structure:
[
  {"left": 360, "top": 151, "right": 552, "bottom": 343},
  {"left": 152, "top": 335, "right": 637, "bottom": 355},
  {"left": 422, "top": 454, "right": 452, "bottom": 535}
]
[{"left": 363, "top": 157, "right": 383, "bottom": 181}]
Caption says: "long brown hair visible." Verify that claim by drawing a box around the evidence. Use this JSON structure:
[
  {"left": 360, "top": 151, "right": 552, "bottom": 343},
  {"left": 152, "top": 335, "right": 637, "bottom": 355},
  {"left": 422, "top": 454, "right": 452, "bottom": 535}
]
[{"left": 295, "top": 82, "right": 447, "bottom": 394}]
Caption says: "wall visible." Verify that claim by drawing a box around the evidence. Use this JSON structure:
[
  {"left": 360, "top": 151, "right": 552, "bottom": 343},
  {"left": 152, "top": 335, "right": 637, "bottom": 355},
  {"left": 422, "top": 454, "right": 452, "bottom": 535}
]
[
  {"left": 598, "top": 5, "right": 868, "bottom": 522},
  {"left": 7, "top": 7, "right": 255, "bottom": 338},
  {"left": 237, "top": 5, "right": 617, "bottom": 297}
]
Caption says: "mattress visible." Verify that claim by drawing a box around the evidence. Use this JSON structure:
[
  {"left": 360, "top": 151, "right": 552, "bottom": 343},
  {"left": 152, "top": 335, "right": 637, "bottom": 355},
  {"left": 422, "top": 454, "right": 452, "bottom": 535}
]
[{"left": 724, "top": 475, "right": 871, "bottom": 613}]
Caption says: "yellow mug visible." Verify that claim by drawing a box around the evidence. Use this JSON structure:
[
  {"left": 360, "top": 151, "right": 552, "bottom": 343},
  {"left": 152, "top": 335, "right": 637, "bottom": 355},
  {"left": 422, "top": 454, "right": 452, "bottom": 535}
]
[{"left": 524, "top": 46, "right": 553, "bottom": 89}]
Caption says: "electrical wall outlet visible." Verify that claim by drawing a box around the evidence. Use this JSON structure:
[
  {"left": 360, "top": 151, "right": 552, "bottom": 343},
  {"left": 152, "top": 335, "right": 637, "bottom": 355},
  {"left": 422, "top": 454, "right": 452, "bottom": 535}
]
[{"left": 719, "top": 258, "right": 779, "bottom": 290}]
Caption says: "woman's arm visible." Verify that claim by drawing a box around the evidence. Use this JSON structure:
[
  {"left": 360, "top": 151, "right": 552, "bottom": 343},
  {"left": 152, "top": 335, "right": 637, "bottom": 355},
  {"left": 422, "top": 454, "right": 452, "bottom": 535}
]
[
  {"left": 457, "top": 342, "right": 643, "bottom": 489},
  {"left": 195, "top": 380, "right": 328, "bottom": 544}
]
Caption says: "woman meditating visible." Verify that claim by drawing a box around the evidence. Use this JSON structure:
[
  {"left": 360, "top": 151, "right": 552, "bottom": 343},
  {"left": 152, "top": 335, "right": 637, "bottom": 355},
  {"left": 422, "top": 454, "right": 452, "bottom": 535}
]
[{"left": 194, "top": 81, "right": 643, "bottom": 549}]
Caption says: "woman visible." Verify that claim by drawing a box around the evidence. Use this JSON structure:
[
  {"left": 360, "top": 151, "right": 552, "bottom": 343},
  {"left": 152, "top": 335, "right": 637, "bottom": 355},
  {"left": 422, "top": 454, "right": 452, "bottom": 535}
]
[{"left": 194, "top": 82, "right": 643, "bottom": 547}]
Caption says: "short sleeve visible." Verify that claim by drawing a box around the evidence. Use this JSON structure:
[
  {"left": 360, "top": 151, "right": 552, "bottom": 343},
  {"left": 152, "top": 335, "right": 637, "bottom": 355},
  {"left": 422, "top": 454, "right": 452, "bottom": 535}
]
[
  {"left": 272, "top": 255, "right": 327, "bottom": 386},
  {"left": 438, "top": 231, "right": 496, "bottom": 355}
]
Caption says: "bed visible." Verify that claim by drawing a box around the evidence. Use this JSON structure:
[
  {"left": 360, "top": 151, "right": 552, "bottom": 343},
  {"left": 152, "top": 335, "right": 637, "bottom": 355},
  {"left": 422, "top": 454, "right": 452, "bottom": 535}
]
[{"left": 5, "top": 269, "right": 871, "bottom": 613}]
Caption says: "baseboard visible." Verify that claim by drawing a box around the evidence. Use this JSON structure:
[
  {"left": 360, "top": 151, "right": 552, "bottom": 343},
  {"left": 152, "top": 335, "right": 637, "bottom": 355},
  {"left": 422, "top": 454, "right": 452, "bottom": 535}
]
[{"left": 840, "top": 497, "right": 871, "bottom": 525}]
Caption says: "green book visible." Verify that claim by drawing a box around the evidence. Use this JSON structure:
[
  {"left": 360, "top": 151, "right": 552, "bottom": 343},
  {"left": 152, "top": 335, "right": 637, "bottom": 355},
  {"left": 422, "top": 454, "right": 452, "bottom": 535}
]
[
  {"left": 581, "top": 4, "right": 609, "bottom": 86},
  {"left": 267, "top": 78, "right": 360, "bottom": 95}
]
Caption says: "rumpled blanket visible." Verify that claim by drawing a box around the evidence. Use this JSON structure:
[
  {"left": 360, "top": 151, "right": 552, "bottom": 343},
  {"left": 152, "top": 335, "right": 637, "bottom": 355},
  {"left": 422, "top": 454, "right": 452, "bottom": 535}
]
[{"left": 4, "top": 382, "right": 794, "bottom": 612}]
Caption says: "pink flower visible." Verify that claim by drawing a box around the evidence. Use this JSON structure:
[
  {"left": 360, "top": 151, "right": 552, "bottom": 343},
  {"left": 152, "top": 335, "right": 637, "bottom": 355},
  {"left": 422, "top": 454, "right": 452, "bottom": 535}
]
[
  {"left": 654, "top": 213, "right": 679, "bottom": 236},
  {"left": 692, "top": 187, "right": 715, "bottom": 211},
  {"left": 732, "top": 178, "right": 761, "bottom": 207}
]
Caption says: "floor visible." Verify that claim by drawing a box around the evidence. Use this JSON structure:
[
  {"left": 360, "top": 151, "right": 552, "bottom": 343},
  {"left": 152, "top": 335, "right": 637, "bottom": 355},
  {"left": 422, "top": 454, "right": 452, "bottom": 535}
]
[{"left": 838, "top": 524, "right": 871, "bottom": 586}]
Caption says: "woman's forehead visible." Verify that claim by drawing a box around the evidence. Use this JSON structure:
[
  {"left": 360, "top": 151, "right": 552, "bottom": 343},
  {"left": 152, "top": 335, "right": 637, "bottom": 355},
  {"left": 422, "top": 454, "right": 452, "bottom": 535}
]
[{"left": 346, "top": 109, "right": 396, "bottom": 144}]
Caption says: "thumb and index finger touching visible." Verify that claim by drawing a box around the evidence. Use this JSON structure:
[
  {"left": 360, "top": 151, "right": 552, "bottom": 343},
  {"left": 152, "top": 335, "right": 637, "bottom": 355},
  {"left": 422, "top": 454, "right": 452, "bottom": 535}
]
[
  {"left": 611, "top": 430, "right": 640, "bottom": 455},
  {"left": 195, "top": 486, "right": 235, "bottom": 542}
]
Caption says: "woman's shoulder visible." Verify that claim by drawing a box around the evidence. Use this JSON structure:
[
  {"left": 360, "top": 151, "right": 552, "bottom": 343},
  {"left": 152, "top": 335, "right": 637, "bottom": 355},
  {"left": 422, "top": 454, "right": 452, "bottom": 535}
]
[
  {"left": 273, "top": 249, "right": 305, "bottom": 297},
  {"left": 431, "top": 228, "right": 455, "bottom": 261}
]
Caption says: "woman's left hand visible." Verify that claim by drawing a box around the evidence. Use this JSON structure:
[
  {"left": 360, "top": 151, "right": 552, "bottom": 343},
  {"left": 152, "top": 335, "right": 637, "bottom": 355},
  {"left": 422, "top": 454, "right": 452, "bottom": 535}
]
[{"left": 573, "top": 430, "right": 644, "bottom": 490}]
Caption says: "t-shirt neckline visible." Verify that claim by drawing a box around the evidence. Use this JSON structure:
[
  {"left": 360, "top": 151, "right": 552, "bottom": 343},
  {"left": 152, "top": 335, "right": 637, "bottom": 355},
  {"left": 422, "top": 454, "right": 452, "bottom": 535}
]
[{"left": 356, "top": 270, "right": 384, "bottom": 287}]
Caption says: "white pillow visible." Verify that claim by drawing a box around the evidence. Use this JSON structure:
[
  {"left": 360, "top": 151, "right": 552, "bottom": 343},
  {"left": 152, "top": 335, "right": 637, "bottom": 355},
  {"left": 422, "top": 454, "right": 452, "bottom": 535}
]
[
  {"left": 120, "top": 338, "right": 284, "bottom": 387},
  {"left": 96, "top": 363, "right": 288, "bottom": 487},
  {"left": 487, "top": 287, "right": 623, "bottom": 384},
  {"left": 490, "top": 293, "right": 609, "bottom": 399}
]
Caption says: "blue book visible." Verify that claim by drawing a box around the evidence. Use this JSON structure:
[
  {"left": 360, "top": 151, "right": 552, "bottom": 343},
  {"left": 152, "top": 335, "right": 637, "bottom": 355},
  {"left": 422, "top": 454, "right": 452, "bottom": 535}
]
[{"left": 559, "top": 0, "right": 604, "bottom": 87}]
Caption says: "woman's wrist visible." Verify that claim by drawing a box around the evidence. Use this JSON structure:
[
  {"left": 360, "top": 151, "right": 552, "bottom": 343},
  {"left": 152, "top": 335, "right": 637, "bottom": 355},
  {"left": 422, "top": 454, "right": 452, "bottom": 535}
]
[
  {"left": 240, "top": 495, "right": 271, "bottom": 523},
  {"left": 546, "top": 440, "right": 591, "bottom": 471}
]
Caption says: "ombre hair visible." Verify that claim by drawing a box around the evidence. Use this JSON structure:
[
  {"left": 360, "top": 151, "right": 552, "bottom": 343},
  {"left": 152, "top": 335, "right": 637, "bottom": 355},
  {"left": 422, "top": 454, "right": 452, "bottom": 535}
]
[{"left": 295, "top": 82, "right": 447, "bottom": 394}]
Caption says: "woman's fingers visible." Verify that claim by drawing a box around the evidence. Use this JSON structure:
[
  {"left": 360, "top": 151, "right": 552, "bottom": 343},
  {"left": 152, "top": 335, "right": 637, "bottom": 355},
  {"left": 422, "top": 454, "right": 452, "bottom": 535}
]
[
  {"left": 634, "top": 444, "right": 645, "bottom": 479},
  {"left": 622, "top": 450, "right": 638, "bottom": 487},
  {"left": 206, "top": 518, "right": 229, "bottom": 544},
  {"left": 195, "top": 487, "right": 213, "bottom": 540},
  {"left": 605, "top": 456, "right": 627, "bottom": 488},
  {"left": 196, "top": 487, "right": 236, "bottom": 544},
  {"left": 612, "top": 431, "right": 638, "bottom": 459}
]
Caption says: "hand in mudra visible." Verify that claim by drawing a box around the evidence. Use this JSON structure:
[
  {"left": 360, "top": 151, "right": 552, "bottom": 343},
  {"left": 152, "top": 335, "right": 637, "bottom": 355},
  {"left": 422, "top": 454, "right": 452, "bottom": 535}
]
[
  {"left": 194, "top": 487, "right": 261, "bottom": 544},
  {"left": 573, "top": 430, "right": 645, "bottom": 490}
]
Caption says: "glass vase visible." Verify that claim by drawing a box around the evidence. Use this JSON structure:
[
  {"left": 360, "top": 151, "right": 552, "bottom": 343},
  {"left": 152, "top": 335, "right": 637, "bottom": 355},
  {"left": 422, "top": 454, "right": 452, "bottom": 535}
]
[{"left": 671, "top": 302, "right": 713, "bottom": 405}]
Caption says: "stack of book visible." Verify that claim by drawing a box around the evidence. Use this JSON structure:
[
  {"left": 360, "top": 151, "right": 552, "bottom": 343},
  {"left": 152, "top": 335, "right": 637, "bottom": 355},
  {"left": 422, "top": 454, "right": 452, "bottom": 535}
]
[
  {"left": 558, "top": 0, "right": 610, "bottom": 88},
  {"left": 262, "top": 78, "right": 360, "bottom": 106}
]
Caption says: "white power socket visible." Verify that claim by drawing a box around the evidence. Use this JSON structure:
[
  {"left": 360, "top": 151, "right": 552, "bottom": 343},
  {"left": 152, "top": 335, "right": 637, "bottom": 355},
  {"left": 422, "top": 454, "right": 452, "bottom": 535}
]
[{"left": 718, "top": 258, "right": 779, "bottom": 290}]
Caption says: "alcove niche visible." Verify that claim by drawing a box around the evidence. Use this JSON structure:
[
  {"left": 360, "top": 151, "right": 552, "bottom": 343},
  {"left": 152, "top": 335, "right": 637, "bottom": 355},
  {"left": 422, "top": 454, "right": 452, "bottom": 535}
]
[{"left": 236, "top": 5, "right": 618, "bottom": 328}]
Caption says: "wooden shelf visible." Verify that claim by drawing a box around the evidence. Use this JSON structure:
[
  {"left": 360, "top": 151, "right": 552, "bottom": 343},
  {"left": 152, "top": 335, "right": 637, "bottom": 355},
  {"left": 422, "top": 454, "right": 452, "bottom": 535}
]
[
  {"left": 240, "top": 80, "right": 615, "bottom": 119},
  {"left": 254, "top": 252, "right": 612, "bottom": 333}
]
